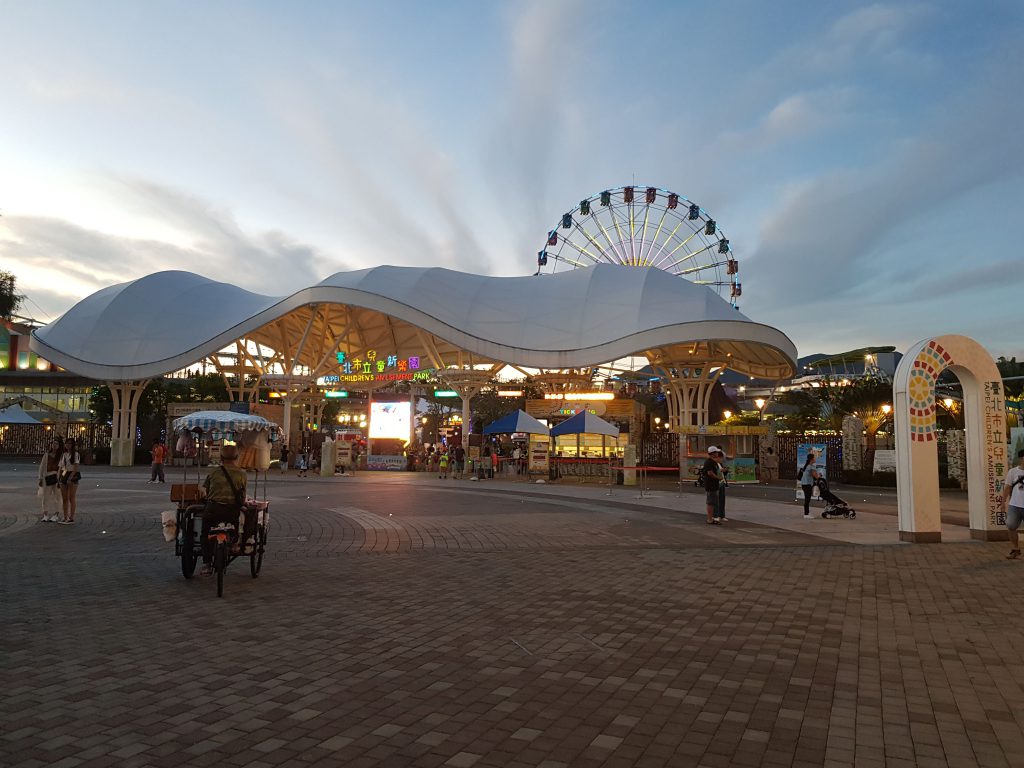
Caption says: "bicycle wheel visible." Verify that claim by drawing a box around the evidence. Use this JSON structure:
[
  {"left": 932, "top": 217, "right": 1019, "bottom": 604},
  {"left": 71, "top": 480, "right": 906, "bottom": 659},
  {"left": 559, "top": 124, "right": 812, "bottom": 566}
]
[
  {"left": 250, "top": 525, "right": 265, "bottom": 578},
  {"left": 181, "top": 517, "right": 197, "bottom": 579},
  {"left": 214, "top": 541, "right": 226, "bottom": 598}
]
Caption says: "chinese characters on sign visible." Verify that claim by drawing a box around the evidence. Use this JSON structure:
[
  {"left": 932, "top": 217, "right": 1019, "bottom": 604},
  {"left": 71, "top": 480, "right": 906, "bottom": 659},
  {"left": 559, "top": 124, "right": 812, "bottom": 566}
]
[
  {"left": 984, "top": 380, "right": 1007, "bottom": 527},
  {"left": 321, "top": 351, "right": 432, "bottom": 384}
]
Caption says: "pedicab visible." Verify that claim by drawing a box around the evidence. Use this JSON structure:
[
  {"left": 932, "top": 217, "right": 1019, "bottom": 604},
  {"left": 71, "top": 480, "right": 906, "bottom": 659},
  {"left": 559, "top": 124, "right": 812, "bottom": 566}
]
[{"left": 169, "top": 411, "right": 277, "bottom": 597}]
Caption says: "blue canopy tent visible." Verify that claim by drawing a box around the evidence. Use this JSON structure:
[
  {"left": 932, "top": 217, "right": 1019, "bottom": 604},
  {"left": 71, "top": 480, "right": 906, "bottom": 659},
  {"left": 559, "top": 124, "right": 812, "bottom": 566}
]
[
  {"left": 0, "top": 404, "right": 43, "bottom": 424},
  {"left": 482, "top": 410, "right": 550, "bottom": 436},
  {"left": 550, "top": 410, "right": 619, "bottom": 437},
  {"left": 550, "top": 410, "right": 620, "bottom": 459}
]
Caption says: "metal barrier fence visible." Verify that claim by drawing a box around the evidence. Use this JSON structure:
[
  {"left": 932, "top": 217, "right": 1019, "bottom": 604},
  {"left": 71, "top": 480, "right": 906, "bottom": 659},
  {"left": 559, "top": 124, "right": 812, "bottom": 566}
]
[{"left": 0, "top": 422, "right": 110, "bottom": 457}]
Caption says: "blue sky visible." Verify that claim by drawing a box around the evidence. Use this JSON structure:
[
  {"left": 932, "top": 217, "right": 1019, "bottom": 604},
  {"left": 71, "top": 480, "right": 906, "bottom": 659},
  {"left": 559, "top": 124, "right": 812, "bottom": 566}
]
[{"left": 1, "top": 1, "right": 1022, "bottom": 357}]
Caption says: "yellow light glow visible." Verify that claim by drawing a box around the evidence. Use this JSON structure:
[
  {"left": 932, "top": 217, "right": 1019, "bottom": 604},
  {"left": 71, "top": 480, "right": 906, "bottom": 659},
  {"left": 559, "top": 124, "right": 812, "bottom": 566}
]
[
  {"left": 723, "top": 410, "right": 732, "bottom": 420},
  {"left": 943, "top": 398, "right": 954, "bottom": 408},
  {"left": 544, "top": 393, "right": 615, "bottom": 401},
  {"left": 881, "top": 404, "right": 892, "bottom": 414},
  {"left": 654, "top": 417, "right": 661, "bottom": 424},
  {"left": 497, "top": 390, "right": 524, "bottom": 397},
  {"left": 754, "top": 398, "right": 766, "bottom": 410}
]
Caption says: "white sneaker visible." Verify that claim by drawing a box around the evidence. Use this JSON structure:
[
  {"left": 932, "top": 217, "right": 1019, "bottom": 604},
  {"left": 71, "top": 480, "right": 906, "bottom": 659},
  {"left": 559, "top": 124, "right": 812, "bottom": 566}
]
[
  {"left": 720, "top": 517, "right": 729, "bottom": 522},
  {"left": 803, "top": 514, "right": 811, "bottom": 518},
  {"left": 45, "top": 516, "right": 57, "bottom": 522}
]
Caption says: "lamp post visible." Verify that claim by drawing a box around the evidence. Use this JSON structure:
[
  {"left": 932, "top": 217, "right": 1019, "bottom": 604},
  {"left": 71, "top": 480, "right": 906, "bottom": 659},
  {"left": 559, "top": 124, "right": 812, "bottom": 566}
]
[{"left": 754, "top": 397, "right": 766, "bottom": 424}]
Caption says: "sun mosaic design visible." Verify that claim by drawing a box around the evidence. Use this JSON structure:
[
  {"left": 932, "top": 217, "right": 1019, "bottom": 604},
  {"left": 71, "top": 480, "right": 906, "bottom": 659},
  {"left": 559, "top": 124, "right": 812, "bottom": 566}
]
[{"left": 907, "top": 341, "right": 953, "bottom": 442}]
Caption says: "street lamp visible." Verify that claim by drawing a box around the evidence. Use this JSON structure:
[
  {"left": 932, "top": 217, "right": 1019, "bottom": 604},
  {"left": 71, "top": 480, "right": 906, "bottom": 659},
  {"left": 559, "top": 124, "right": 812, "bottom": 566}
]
[
  {"left": 723, "top": 410, "right": 732, "bottom": 420},
  {"left": 881, "top": 404, "right": 891, "bottom": 414},
  {"left": 943, "top": 398, "right": 954, "bottom": 409}
]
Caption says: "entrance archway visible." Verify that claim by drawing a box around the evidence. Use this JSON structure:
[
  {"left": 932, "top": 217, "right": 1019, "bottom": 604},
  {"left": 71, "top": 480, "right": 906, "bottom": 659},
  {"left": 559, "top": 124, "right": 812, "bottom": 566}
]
[{"left": 894, "top": 335, "right": 1007, "bottom": 542}]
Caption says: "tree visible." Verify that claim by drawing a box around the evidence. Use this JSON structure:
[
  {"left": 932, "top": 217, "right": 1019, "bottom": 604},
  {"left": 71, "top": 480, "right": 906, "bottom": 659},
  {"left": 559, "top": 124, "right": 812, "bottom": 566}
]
[
  {"left": 1, "top": 271, "right": 25, "bottom": 321},
  {"left": 998, "top": 357, "right": 1024, "bottom": 397}
]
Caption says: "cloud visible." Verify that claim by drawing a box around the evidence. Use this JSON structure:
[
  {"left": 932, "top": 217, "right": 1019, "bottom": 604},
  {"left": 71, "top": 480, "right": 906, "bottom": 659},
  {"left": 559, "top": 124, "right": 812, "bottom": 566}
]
[
  {"left": 741, "top": 42, "right": 1024, "bottom": 320},
  {"left": 482, "top": 0, "right": 593, "bottom": 265},
  {"left": 0, "top": 180, "right": 338, "bottom": 319},
  {"left": 785, "top": 2, "right": 933, "bottom": 75}
]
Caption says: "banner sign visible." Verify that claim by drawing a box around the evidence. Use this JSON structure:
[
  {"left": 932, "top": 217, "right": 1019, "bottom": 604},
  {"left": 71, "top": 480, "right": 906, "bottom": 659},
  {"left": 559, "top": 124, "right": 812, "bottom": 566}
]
[{"left": 365, "top": 455, "right": 406, "bottom": 471}]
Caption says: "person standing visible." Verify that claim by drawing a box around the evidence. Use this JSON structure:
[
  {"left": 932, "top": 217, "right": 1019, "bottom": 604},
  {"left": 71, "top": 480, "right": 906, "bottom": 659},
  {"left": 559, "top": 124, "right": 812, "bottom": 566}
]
[
  {"left": 703, "top": 446, "right": 724, "bottom": 525},
  {"left": 148, "top": 439, "right": 167, "bottom": 483},
  {"left": 799, "top": 452, "right": 820, "bottom": 519},
  {"left": 438, "top": 450, "right": 449, "bottom": 479},
  {"left": 761, "top": 446, "right": 778, "bottom": 484},
  {"left": 38, "top": 439, "right": 62, "bottom": 522},
  {"left": 279, "top": 443, "right": 290, "bottom": 474},
  {"left": 715, "top": 448, "right": 729, "bottom": 522},
  {"left": 58, "top": 437, "right": 81, "bottom": 524},
  {"left": 1001, "top": 449, "right": 1024, "bottom": 559},
  {"left": 452, "top": 444, "right": 466, "bottom": 480}
]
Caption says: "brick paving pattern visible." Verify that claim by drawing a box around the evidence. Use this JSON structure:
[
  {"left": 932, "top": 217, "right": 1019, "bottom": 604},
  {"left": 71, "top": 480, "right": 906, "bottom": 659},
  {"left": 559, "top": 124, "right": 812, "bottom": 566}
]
[{"left": 2, "top": 465, "right": 1024, "bottom": 767}]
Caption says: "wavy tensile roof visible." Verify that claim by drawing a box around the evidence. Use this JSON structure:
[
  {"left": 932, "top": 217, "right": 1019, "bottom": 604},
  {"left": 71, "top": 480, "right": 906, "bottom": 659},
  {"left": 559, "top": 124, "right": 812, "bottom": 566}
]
[{"left": 31, "top": 264, "right": 798, "bottom": 381}]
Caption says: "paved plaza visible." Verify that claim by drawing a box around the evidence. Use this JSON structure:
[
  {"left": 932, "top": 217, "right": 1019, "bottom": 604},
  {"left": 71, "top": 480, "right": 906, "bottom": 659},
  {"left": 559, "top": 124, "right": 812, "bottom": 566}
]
[{"left": 3, "top": 464, "right": 1024, "bottom": 768}]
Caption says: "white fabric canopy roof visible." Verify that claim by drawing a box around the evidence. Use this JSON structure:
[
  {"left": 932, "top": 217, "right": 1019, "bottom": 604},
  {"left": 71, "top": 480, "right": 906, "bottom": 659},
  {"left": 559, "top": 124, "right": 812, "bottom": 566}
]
[{"left": 31, "top": 264, "right": 797, "bottom": 380}]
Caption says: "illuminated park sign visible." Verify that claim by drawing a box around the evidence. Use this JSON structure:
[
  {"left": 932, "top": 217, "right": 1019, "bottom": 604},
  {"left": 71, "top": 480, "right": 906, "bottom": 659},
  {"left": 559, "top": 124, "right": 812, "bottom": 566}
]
[
  {"left": 324, "top": 390, "right": 349, "bottom": 398},
  {"left": 319, "top": 350, "right": 435, "bottom": 385}
]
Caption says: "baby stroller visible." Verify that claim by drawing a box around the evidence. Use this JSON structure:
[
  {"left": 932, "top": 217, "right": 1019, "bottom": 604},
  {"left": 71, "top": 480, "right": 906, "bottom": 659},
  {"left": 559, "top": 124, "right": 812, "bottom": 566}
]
[{"left": 815, "top": 478, "right": 856, "bottom": 519}]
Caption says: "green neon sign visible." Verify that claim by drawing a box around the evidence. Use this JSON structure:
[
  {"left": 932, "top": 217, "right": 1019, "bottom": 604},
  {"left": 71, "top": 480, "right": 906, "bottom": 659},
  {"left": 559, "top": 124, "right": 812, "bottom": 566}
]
[
  {"left": 434, "top": 390, "right": 459, "bottom": 398},
  {"left": 324, "top": 390, "right": 349, "bottom": 398}
]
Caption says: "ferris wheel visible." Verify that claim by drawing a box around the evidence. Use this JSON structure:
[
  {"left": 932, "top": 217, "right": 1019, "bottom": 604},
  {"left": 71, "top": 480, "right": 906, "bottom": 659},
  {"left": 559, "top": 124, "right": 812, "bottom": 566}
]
[{"left": 535, "top": 185, "right": 741, "bottom": 307}]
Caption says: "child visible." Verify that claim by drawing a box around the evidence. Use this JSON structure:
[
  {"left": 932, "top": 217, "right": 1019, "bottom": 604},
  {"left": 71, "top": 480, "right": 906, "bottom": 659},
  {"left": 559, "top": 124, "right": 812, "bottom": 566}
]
[{"left": 438, "top": 451, "right": 449, "bottom": 479}]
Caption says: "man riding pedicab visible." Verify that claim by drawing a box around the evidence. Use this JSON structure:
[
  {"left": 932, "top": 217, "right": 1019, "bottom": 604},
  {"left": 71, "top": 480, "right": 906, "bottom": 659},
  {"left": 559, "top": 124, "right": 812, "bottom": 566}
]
[{"left": 197, "top": 444, "right": 249, "bottom": 576}]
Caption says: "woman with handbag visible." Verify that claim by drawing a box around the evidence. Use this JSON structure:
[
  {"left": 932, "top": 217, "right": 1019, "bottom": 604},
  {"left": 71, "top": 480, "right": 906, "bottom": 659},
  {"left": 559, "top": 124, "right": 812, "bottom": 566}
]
[
  {"left": 37, "top": 439, "right": 62, "bottom": 522},
  {"left": 58, "top": 437, "right": 82, "bottom": 524}
]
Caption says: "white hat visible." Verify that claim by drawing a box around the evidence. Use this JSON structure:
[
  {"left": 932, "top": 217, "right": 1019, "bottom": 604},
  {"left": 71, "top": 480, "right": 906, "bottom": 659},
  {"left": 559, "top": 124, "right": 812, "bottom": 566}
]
[{"left": 707, "top": 445, "right": 721, "bottom": 455}]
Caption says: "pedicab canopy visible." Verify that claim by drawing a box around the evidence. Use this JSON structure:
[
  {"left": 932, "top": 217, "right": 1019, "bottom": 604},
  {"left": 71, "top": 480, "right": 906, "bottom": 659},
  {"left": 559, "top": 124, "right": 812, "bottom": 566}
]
[
  {"left": 549, "top": 410, "right": 620, "bottom": 437},
  {"left": 482, "top": 410, "right": 550, "bottom": 436},
  {"left": 172, "top": 411, "right": 278, "bottom": 435}
]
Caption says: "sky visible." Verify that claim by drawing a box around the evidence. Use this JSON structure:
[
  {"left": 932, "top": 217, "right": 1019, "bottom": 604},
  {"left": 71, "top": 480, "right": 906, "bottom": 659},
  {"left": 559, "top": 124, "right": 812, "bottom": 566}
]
[{"left": 1, "top": 0, "right": 1022, "bottom": 358}]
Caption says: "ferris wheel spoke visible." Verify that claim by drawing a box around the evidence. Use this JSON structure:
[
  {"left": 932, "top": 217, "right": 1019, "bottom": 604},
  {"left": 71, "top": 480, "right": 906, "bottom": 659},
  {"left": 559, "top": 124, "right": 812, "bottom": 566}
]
[
  {"left": 550, "top": 250, "right": 589, "bottom": 269},
  {"left": 568, "top": 219, "right": 617, "bottom": 265},
  {"left": 639, "top": 205, "right": 670, "bottom": 266},
  {"left": 591, "top": 215, "right": 630, "bottom": 265},
  {"left": 559, "top": 236, "right": 605, "bottom": 266},
  {"left": 628, "top": 200, "right": 638, "bottom": 265},
  {"left": 665, "top": 242, "right": 718, "bottom": 272},
  {"left": 637, "top": 204, "right": 653, "bottom": 266},
  {"left": 644, "top": 217, "right": 686, "bottom": 269},
  {"left": 655, "top": 225, "right": 705, "bottom": 267},
  {"left": 605, "top": 202, "right": 632, "bottom": 266}
]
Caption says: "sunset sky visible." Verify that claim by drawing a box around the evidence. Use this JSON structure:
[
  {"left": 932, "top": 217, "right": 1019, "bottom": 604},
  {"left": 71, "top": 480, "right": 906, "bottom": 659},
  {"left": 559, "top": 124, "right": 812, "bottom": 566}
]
[{"left": 1, "top": 1, "right": 1022, "bottom": 357}]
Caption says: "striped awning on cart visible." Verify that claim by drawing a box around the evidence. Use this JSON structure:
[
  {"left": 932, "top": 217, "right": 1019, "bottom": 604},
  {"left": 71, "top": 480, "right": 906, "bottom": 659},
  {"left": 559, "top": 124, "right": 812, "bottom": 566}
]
[{"left": 172, "top": 410, "right": 278, "bottom": 434}]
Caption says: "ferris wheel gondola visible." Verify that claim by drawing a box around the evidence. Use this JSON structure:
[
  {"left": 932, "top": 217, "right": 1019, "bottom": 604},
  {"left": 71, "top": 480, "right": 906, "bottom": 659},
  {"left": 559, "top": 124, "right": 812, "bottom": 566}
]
[{"left": 535, "top": 185, "right": 741, "bottom": 307}]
